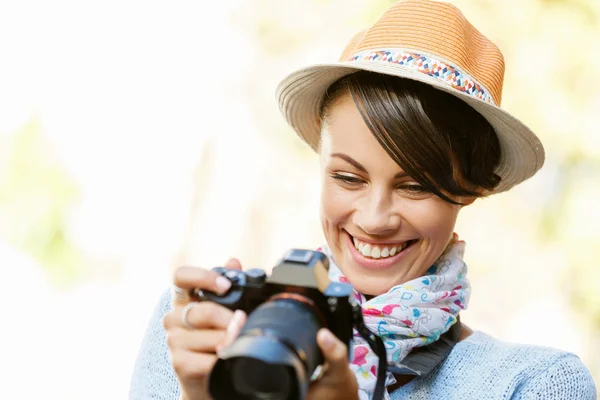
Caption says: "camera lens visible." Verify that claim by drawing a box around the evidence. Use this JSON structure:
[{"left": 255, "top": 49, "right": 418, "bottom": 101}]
[
  {"left": 208, "top": 298, "right": 323, "bottom": 400},
  {"left": 231, "top": 358, "right": 291, "bottom": 400}
]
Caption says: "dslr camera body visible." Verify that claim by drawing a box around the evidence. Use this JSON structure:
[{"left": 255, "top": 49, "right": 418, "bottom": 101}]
[{"left": 191, "top": 249, "right": 362, "bottom": 400}]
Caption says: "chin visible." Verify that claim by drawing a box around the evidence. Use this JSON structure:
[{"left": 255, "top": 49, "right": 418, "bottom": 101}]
[
  {"left": 353, "top": 282, "right": 390, "bottom": 296},
  {"left": 346, "top": 264, "right": 402, "bottom": 295}
]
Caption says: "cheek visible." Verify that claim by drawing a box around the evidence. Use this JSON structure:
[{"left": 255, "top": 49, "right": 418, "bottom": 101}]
[
  {"left": 402, "top": 200, "right": 460, "bottom": 239},
  {"left": 320, "top": 182, "right": 353, "bottom": 225}
]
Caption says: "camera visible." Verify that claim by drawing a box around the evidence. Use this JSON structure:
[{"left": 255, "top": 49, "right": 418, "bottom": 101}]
[{"left": 190, "top": 249, "right": 366, "bottom": 400}]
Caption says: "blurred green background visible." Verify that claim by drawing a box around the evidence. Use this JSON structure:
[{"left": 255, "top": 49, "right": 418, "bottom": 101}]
[{"left": 0, "top": 0, "right": 597, "bottom": 397}]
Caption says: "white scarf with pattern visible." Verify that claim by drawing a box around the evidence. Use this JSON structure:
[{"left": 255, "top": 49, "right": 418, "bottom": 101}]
[{"left": 319, "top": 237, "right": 470, "bottom": 400}]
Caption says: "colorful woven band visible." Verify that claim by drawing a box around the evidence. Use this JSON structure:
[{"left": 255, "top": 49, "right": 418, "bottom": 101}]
[{"left": 349, "top": 49, "right": 495, "bottom": 105}]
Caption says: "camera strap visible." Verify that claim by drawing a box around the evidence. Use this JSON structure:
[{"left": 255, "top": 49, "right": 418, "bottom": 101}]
[{"left": 351, "top": 302, "right": 387, "bottom": 400}]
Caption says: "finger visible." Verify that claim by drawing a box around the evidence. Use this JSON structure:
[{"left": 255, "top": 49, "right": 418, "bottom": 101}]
[
  {"left": 317, "top": 328, "right": 350, "bottom": 373},
  {"left": 223, "top": 258, "right": 243, "bottom": 270},
  {"left": 170, "top": 348, "right": 218, "bottom": 381},
  {"left": 166, "top": 328, "right": 227, "bottom": 353},
  {"left": 217, "top": 310, "right": 247, "bottom": 353},
  {"left": 172, "top": 266, "right": 232, "bottom": 305},
  {"left": 163, "top": 302, "right": 235, "bottom": 330}
]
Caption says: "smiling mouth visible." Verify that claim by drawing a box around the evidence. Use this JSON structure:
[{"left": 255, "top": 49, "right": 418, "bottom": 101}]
[{"left": 351, "top": 236, "right": 417, "bottom": 259}]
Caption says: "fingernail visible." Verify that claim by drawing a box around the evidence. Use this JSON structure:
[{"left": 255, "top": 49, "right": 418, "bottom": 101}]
[
  {"left": 227, "top": 310, "right": 245, "bottom": 334},
  {"left": 320, "top": 329, "right": 335, "bottom": 350},
  {"left": 216, "top": 276, "right": 232, "bottom": 293},
  {"left": 223, "top": 311, "right": 244, "bottom": 349}
]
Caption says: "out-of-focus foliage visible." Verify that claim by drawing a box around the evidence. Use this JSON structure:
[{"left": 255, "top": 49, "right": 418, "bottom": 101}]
[{"left": 0, "top": 118, "right": 84, "bottom": 286}]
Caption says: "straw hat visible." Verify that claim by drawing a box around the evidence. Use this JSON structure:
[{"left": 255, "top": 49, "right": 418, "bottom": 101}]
[{"left": 276, "top": 0, "right": 545, "bottom": 193}]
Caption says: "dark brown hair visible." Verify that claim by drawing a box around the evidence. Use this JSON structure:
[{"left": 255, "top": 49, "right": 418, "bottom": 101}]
[{"left": 319, "top": 71, "right": 501, "bottom": 205}]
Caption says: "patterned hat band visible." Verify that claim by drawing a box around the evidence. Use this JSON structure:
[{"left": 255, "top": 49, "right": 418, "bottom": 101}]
[{"left": 349, "top": 49, "right": 496, "bottom": 105}]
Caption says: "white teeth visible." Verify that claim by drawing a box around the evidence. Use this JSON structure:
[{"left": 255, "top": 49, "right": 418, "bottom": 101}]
[
  {"left": 361, "top": 244, "right": 372, "bottom": 257},
  {"left": 361, "top": 244, "right": 371, "bottom": 257},
  {"left": 371, "top": 247, "right": 381, "bottom": 259},
  {"left": 351, "top": 237, "right": 411, "bottom": 259}
]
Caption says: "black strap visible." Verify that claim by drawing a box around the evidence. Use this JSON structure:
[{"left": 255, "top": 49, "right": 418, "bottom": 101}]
[
  {"left": 395, "top": 317, "right": 461, "bottom": 376},
  {"left": 351, "top": 302, "right": 387, "bottom": 400}
]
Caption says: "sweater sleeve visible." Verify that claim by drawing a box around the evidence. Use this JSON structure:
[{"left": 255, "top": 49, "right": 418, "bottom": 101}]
[
  {"left": 512, "top": 353, "right": 597, "bottom": 400},
  {"left": 129, "top": 290, "right": 181, "bottom": 400}
]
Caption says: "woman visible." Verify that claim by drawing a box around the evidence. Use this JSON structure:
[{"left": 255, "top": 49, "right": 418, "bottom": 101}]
[{"left": 130, "top": 1, "right": 597, "bottom": 399}]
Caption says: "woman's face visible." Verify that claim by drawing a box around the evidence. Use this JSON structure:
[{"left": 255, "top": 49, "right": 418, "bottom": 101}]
[{"left": 320, "top": 94, "right": 470, "bottom": 295}]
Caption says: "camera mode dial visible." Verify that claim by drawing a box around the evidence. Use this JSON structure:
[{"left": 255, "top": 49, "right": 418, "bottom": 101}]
[{"left": 245, "top": 268, "right": 267, "bottom": 284}]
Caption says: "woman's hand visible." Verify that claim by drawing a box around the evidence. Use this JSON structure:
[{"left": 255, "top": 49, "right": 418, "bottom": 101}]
[
  {"left": 162, "top": 259, "right": 247, "bottom": 400},
  {"left": 306, "top": 328, "right": 359, "bottom": 400}
]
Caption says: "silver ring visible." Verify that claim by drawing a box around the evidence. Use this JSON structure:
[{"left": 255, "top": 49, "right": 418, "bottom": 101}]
[{"left": 181, "top": 302, "right": 201, "bottom": 330}]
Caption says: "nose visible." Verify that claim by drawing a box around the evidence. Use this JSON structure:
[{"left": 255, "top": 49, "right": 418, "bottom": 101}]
[{"left": 352, "top": 188, "right": 402, "bottom": 235}]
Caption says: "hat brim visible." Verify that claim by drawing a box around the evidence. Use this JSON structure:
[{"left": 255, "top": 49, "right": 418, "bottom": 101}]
[{"left": 276, "top": 60, "right": 545, "bottom": 194}]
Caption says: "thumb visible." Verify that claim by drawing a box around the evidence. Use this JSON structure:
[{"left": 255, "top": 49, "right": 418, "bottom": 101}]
[
  {"left": 317, "top": 328, "right": 350, "bottom": 373},
  {"left": 224, "top": 258, "right": 243, "bottom": 271}
]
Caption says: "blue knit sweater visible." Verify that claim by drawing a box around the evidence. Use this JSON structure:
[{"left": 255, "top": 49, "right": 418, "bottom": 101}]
[{"left": 130, "top": 290, "right": 597, "bottom": 399}]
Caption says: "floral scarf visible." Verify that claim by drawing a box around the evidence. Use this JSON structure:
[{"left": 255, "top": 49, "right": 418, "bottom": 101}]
[{"left": 319, "top": 235, "right": 470, "bottom": 400}]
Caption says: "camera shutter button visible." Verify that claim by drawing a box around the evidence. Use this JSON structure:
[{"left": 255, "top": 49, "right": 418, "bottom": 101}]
[
  {"left": 245, "top": 268, "right": 266, "bottom": 284},
  {"left": 224, "top": 269, "right": 241, "bottom": 284}
]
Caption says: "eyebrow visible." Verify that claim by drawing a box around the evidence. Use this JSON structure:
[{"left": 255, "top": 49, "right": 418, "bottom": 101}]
[{"left": 331, "top": 152, "right": 409, "bottom": 179}]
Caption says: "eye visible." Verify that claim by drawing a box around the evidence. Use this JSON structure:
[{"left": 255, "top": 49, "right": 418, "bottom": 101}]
[
  {"left": 331, "top": 173, "right": 364, "bottom": 186},
  {"left": 397, "top": 184, "right": 429, "bottom": 194}
]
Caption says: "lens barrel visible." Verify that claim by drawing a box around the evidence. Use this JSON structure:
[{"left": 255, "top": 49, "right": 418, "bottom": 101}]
[{"left": 208, "top": 298, "right": 323, "bottom": 400}]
